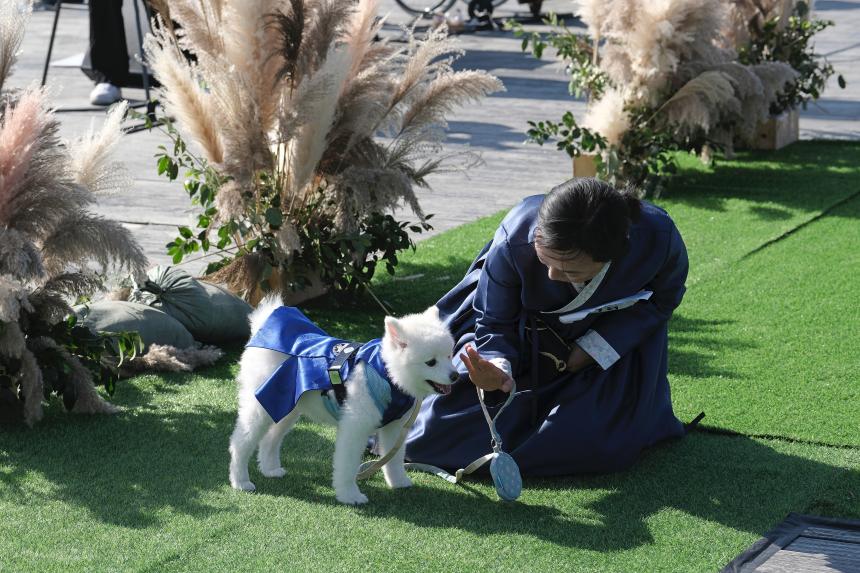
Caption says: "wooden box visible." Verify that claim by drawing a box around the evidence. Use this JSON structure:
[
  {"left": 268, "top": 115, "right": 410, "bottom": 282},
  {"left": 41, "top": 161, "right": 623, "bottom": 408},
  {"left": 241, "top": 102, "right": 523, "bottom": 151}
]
[
  {"left": 752, "top": 109, "right": 799, "bottom": 150},
  {"left": 572, "top": 153, "right": 599, "bottom": 178}
]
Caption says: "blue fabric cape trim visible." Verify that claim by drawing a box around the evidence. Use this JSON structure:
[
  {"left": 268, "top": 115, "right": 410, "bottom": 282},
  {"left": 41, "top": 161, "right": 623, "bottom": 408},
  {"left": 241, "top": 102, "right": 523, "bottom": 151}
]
[{"left": 247, "top": 306, "right": 414, "bottom": 425}]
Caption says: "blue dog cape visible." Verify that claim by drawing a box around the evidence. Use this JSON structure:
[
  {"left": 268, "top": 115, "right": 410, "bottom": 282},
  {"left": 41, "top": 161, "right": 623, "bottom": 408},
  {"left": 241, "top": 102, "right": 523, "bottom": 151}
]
[{"left": 247, "top": 306, "right": 414, "bottom": 425}]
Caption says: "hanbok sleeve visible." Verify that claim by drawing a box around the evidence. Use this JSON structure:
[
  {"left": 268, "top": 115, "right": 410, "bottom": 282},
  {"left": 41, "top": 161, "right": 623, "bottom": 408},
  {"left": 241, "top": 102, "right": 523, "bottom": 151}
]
[
  {"left": 473, "top": 224, "right": 524, "bottom": 373},
  {"left": 579, "top": 224, "right": 689, "bottom": 369}
]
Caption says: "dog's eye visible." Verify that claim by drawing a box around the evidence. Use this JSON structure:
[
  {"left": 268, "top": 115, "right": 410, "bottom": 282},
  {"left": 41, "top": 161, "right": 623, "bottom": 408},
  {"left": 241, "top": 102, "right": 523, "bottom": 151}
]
[{"left": 425, "top": 358, "right": 437, "bottom": 367}]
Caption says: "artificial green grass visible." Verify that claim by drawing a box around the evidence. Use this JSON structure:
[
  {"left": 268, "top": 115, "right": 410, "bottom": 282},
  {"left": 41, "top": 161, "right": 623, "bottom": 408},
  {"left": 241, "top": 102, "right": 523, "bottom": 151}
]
[
  {"left": 1, "top": 366, "right": 857, "bottom": 572},
  {"left": 2, "top": 140, "right": 859, "bottom": 572},
  {"left": 669, "top": 195, "right": 860, "bottom": 447},
  {"left": 661, "top": 141, "right": 860, "bottom": 285}
]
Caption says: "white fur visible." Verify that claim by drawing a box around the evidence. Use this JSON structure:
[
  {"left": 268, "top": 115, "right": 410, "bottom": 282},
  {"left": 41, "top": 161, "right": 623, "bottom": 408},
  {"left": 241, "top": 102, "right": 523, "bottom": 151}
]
[{"left": 229, "top": 295, "right": 457, "bottom": 504}]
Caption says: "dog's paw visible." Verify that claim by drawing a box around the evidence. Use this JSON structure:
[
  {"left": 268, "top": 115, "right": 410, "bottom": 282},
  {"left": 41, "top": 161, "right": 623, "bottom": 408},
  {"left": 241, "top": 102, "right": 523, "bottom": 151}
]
[
  {"left": 385, "top": 474, "right": 413, "bottom": 489},
  {"left": 260, "top": 467, "right": 287, "bottom": 478},
  {"left": 231, "top": 479, "right": 257, "bottom": 492},
  {"left": 336, "top": 489, "right": 369, "bottom": 505}
]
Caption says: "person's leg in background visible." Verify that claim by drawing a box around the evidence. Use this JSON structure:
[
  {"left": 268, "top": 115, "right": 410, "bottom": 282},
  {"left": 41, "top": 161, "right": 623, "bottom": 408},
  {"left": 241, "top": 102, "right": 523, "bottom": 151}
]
[{"left": 89, "top": 0, "right": 128, "bottom": 105}]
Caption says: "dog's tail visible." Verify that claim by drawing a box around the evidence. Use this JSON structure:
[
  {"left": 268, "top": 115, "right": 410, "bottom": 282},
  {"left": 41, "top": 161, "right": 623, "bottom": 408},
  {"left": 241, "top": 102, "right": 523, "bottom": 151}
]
[{"left": 248, "top": 293, "right": 283, "bottom": 335}]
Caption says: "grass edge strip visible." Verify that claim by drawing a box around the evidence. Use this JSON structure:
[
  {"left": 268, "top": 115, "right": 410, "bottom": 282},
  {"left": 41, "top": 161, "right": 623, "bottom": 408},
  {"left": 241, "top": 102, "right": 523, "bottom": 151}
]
[{"left": 740, "top": 189, "right": 860, "bottom": 260}]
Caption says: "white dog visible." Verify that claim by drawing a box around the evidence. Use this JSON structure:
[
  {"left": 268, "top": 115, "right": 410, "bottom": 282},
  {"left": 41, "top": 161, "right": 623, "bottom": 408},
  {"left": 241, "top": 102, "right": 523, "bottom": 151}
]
[{"left": 229, "top": 296, "right": 458, "bottom": 504}]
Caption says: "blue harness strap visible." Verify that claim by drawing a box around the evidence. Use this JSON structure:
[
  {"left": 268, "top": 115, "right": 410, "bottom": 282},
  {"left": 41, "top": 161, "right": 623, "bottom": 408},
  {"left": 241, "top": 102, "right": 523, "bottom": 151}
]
[{"left": 366, "top": 365, "right": 395, "bottom": 419}]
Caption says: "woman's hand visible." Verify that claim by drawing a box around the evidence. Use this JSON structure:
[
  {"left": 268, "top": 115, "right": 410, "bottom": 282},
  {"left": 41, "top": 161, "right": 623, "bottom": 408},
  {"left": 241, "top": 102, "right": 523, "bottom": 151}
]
[{"left": 460, "top": 345, "right": 514, "bottom": 393}]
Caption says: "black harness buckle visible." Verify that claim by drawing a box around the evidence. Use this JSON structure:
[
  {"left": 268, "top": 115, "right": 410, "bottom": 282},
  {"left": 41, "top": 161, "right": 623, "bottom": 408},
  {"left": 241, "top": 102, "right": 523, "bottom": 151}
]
[{"left": 327, "top": 343, "right": 362, "bottom": 405}]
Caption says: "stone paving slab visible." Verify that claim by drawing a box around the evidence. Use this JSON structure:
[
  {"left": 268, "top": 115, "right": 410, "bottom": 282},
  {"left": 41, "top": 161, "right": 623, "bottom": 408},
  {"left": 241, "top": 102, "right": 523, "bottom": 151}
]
[{"left": 6, "top": 0, "right": 860, "bottom": 275}]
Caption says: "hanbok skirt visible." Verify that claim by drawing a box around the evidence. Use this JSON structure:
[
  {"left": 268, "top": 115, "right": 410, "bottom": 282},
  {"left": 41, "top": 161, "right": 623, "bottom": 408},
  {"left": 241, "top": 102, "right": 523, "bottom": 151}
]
[{"left": 404, "top": 243, "right": 686, "bottom": 476}]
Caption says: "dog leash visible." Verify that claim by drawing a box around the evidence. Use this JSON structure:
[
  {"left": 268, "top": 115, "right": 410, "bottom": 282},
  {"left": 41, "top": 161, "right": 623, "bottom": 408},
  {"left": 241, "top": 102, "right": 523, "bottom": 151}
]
[
  {"left": 356, "top": 397, "right": 424, "bottom": 481},
  {"left": 405, "top": 383, "right": 522, "bottom": 501}
]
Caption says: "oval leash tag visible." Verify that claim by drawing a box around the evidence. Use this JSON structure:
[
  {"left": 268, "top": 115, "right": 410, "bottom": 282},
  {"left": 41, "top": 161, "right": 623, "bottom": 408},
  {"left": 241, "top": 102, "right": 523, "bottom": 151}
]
[{"left": 490, "top": 451, "right": 522, "bottom": 501}]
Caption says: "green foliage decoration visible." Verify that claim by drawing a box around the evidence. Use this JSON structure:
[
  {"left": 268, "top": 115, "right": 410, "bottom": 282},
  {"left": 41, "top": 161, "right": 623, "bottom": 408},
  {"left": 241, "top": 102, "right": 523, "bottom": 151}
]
[
  {"left": 135, "top": 111, "right": 432, "bottom": 298},
  {"left": 738, "top": 1, "right": 845, "bottom": 114},
  {"left": 507, "top": 15, "right": 609, "bottom": 100}
]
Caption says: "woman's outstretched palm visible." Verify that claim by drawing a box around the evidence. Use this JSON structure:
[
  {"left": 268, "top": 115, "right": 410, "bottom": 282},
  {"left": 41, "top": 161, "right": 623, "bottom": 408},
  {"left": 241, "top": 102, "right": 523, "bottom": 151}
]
[{"left": 460, "top": 345, "right": 514, "bottom": 393}]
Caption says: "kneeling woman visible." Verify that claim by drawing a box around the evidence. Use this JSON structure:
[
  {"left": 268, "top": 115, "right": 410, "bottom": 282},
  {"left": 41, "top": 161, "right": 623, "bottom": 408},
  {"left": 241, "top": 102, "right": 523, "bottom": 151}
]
[{"left": 405, "top": 178, "right": 689, "bottom": 475}]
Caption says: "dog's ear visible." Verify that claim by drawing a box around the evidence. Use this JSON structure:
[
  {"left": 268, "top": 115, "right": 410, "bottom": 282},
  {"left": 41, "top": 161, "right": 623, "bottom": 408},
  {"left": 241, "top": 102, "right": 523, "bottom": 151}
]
[
  {"left": 423, "top": 306, "right": 440, "bottom": 321},
  {"left": 384, "top": 317, "right": 407, "bottom": 349}
]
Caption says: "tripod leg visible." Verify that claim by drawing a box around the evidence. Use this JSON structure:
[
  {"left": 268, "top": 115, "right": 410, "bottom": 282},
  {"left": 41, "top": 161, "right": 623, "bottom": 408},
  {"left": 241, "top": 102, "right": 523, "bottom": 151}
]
[
  {"left": 131, "top": 0, "right": 152, "bottom": 103},
  {"left": 41, "top": 1, "right": 63, "bottom": 86}
]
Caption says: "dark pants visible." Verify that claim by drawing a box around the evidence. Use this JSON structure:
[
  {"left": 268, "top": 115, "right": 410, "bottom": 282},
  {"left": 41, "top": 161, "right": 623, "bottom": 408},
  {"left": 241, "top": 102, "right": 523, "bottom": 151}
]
[{"left": 88, "top": 0, "right": 128, "bottom": 85}]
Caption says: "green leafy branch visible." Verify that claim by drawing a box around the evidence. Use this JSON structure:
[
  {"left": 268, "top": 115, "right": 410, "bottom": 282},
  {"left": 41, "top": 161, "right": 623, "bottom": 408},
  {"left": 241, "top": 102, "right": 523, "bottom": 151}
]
[
  {"left": 506, "top": 14, "right": 609, "bottom": 100},
  {"left": 739, "top": 0, "right": 845, "bottom": 114}
]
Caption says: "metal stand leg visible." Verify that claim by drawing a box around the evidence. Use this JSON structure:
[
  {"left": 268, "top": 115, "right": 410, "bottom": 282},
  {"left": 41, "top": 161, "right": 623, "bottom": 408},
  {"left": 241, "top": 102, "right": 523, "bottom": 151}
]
[
  {"left": 40, "top": 1, "right": 63, "bottom": 86},
  {"left": 130, "top": 0, "right": 157, "bottom": 119}
]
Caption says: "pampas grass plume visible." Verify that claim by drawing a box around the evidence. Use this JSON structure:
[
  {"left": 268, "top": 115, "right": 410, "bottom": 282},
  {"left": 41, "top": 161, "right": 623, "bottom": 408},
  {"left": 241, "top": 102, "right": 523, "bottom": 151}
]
[
  {"left": 69, "top": 101, "right": 132, "bottom": 195},
  {"left": 583, "top": 88, "right": 630, "bottom": 145}
]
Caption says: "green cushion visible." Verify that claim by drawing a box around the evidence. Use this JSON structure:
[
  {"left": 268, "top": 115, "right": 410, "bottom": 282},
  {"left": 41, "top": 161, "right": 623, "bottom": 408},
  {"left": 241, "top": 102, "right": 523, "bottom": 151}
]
[
  {"left": 132, "top": 266, "right": 252, "bottom": 343},
  {"left": 74, "top": 301, "right": 195, "bottom": 350}
]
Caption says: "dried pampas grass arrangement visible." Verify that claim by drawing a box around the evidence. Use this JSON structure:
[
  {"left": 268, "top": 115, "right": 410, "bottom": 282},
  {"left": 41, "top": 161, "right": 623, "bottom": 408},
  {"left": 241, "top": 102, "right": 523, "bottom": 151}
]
[
  {"left": 1, "top": 0, "right": 147, "bottom": 425},
  {"left": 145, "top": 0, "right": 503, "bottom": 298},
  {"left": 121, "top": 344, "right": 224, "bottom": 374},
  {"left": 581, "top": 87, "right": 629, "bottom": 146},
  {"left": 573, "top": 0, "right": 797, "bottom": 151},
  {"left": 724, "top": 0, "right": 796, "bottom": 51}
]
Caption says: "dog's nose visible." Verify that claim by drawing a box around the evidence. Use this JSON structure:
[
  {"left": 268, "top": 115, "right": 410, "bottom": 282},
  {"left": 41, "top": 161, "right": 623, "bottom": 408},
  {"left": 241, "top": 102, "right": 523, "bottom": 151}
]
[{"left": 449, "top": 371, "right": 459, "bottom": 382}]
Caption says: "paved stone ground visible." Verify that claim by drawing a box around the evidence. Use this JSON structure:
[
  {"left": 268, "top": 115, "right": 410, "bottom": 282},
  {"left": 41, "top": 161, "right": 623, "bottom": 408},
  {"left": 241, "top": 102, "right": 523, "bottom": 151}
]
[{"left": 7, "top": 0, "right": 860, "bottom": 274}]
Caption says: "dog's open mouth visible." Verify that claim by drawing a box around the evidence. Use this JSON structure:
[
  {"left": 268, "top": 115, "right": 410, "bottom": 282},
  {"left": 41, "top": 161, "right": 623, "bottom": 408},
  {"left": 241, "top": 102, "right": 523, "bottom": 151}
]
[{"left": 425, "top": 380, "right": 453, "bottom": 395}]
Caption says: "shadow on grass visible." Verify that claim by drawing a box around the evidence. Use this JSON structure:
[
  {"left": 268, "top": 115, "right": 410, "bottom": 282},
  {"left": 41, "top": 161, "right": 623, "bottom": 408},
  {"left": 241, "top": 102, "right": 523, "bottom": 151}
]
[
  {"left": 663, "top": 141, "right": 860, "bottom": 217},
  {"left": 668, "top": 315, "right": 756, "bottom": 379},
  {"left": 268, "top": 432, "right": 853, "bottom": 551},
  {"left": 0, "top": 367, "right": 240, "bottom": 528},
  {"left": 3, "top": 370, "right": 852, "bottom": 555}
]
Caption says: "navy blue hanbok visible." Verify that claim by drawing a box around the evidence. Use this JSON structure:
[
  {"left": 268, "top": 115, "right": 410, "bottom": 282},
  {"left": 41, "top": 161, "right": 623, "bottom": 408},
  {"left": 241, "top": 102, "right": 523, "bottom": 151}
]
[{"left": 404, "top": 195, "right": 689, "bottom": 476}]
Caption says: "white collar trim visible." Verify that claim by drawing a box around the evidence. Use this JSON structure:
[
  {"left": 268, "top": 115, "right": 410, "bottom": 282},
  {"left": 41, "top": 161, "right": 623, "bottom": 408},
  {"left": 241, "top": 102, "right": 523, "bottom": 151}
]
[{"left": 543, "top": 261, "right": 612, "bottom": 314}]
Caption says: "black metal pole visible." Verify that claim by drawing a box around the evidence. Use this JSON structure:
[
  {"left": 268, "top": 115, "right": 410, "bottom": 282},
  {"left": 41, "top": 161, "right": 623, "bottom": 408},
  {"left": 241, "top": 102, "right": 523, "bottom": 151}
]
[
  {"left": 41, "top": 1, "right": 63, "bottom": 86},
  {"left": 131, "top": 0, "right": 151, "bottom": 114}
]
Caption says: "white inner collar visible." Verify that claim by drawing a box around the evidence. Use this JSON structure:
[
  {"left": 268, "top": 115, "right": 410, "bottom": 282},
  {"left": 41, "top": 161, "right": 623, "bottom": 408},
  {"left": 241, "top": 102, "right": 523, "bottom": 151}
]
[{"left": 543, "top": 261, "right": 612, "bottom": 314}]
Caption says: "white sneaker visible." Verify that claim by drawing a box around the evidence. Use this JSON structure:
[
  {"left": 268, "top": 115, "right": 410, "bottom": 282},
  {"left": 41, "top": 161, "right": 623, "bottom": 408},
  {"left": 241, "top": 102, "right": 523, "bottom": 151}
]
[{"left": 89, "top": 83, "right": 123, "bottom": 106}]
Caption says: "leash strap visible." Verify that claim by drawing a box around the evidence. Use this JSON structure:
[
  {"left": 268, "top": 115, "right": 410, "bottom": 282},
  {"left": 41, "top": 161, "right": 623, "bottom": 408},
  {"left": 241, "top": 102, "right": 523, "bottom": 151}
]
[
  {"left": 405, "top": 383, "right": 518, "bottom": 485},
  {"left": 356, "top": 397, "right": 423, "bottom": 481}
]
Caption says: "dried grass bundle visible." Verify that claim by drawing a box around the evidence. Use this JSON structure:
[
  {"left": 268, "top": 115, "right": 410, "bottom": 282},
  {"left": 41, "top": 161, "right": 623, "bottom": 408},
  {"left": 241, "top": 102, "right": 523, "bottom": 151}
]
[
  {"left": 724, "top": 0, "right": 795, "bottom": 50},
  {"left": 574, "top": 0, "right": 798, "bottom": 148},
  {"left": 582, "top": 87, "right": 630, "bottom": 146},
  {"left": 577, "top": 0, "right": 728, "bottom": 104},
  {"left": 147, "top": 0, "right": 503, "bottom": 294},
  {"left": 0, "top": 2, "right": 148, "bottom": 425},
  {"left": 144, "top": 25, "right": 224, "bottom": 164},
  {"left": 205, "top": 252, "right": 267, "bottom": 299},
  {"left": 658, "top": 70, "right": 740, "bottom": 134},
  {"left": 0, "top": 0, "right": 28, "bottom": 94},
  {"left": 69, "top": 101, "right": 133, "bottom": 195},
  {"left": 122, "top": 344, "right": 224, "bottom": 373},
  {"left": 751, "top": 61, "right": 799, "bottom": 105}
]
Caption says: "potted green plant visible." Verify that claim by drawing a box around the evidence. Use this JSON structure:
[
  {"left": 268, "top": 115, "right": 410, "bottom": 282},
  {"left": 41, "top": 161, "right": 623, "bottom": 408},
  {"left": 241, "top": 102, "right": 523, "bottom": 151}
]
[
  {"left": 511, "top": 0, "right": 798, "bottom": 195},
  {"left": 728, "top": 0, "right": 845, "bottom": 149},
  {"left": 143, "top": 0, "right": 503, "bottom": 305}
]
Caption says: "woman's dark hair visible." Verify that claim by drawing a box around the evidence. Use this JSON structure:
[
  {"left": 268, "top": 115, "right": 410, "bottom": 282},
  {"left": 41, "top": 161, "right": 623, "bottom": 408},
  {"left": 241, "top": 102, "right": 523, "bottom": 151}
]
[{"left": 536, "top": 177, "right": 642, "bottom": 262}]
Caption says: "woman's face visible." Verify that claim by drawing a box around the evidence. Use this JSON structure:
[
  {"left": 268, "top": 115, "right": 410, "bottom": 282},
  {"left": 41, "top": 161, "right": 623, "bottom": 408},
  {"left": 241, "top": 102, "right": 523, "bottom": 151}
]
[{"left": 535, "top": 243, "right": 605, "bottom": 284}]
